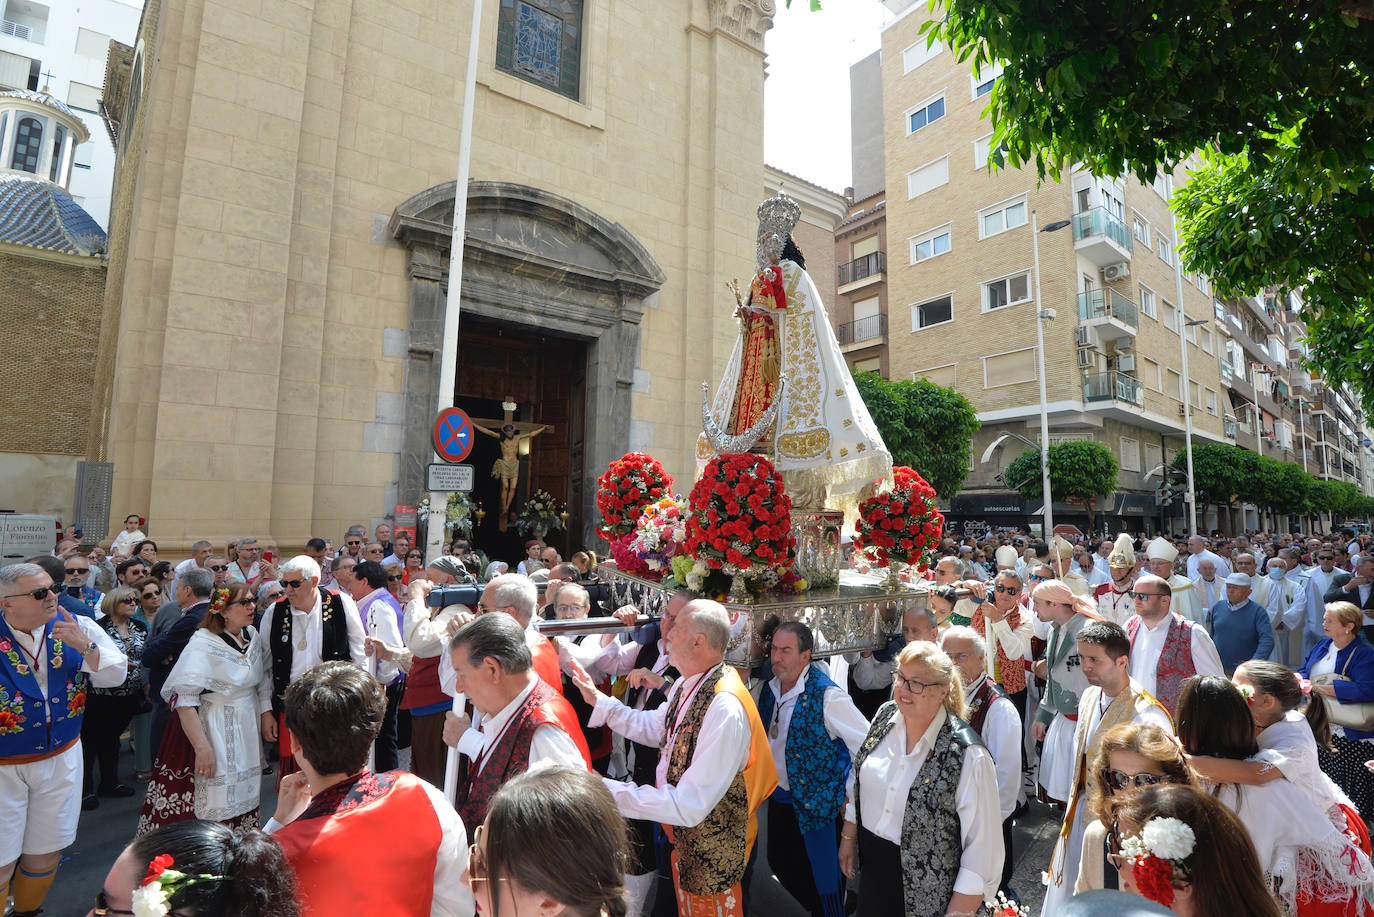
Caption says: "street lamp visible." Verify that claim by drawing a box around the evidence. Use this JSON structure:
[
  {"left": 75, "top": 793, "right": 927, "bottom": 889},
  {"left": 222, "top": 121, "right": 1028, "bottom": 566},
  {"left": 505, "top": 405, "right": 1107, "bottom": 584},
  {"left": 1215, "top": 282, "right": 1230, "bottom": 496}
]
[
  {"left": 1179, "top": 317, "right": 1210, "bottom": 533},
  {"left": 1233, "top": 397, "right": 1266, "bottom": 529},
  {"left": 1031, "top": 211, "right": 1072, "bottom": 538}
]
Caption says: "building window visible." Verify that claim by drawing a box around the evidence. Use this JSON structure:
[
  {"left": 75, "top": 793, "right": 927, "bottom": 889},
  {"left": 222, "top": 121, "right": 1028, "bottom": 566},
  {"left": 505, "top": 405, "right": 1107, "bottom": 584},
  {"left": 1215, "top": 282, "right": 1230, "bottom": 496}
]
[
  {"left": 1157, "top": 235, "right": 1173, "bottom": 267},
  {"left": 1162, "top": 301, "right": 1177, "bottom": 331},
  {"left": 1152, "top": 172, "right": 1168, "bottom": 199},
  {"left": 983, "top": 347, "right": 1038, "bottom": 387},
  {"left": 495, "top": 0, "right": 583, "bottom": 101},
  {"left": 912, "top": 295, "right": 953, "bottom": 330},
  {"left": 1139, "top": 285, "right": 1157, "bottom": 319},
  {"left": 909, "top": 224, "right": 951, "bottom": 263},
  {"left": 906, "top": 94, "right": 946, "bottom": 134},
  {"left": 973, "top": 134, "right": 1006, "bottom": 169},
  {"left": 10, "top": 116, "right": 41, "bottom": 172},
  {"left": 971, "top": 61, "right": 1003, "bottom": 97},
  {"left": 1119, "top": 437, "right": 1141, "bottom": 472},
  {"left": 906, "top": 156, "right": 949, "bottom": 199},
  {"left": 1166, "top": 369, "right": 1182, "bottom": 400},
  {"left": 1141, "top": 357, "right": 1162, "bottom": 391},
  {"left": 979, "top": 195, "right": 1027, "bottom": 238},
  {"left": 1206, "top": 388, "right": 1218, "bottom": 415},
  {"left": 1200, "top": 325, "right": 1213, "bottom": 353},
  {"left": 983, "top": 270, "right": 1031, "bottom": 311},
  {"left": 913, "top": 363, "right": 957, "bottom": 388},
  {"left": 47, "top": 123, "right": 64, "bottom": 181},
  {"left": 67, "top": 81, "right": 102, "bottom": 113},
  {"left": 852, "top": 356, "right": 882, "bottom": 375},
  {"left": 1132, "top": 213, "right": 1150, "bottom": 245},
  {"left": 902, "top": 37, "right": 942, "bottom": 73}
]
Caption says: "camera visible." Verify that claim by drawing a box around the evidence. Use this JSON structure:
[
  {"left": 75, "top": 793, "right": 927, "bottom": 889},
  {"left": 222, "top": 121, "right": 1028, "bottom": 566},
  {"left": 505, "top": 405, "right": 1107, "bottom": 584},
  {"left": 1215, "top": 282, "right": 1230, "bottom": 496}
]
[{"left": 426, "top": 584, "right": 482, "bottom": 609}]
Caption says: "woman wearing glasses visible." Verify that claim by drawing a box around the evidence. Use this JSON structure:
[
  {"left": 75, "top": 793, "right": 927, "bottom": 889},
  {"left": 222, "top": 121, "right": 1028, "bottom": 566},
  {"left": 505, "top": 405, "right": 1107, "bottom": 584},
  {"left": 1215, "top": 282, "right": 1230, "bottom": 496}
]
[
  {"left": 1176, "top": 675, "right": 1374, "bottom": 915},
  {"left": 472, "top": 765, "right": 630, "bottom": 917},
  {"left": 403, "top": 548, "right": 425, "bottom": 586},
  {"left": 1302, "top": 602, "right": 1374, "bottom": 825},
  {"left": 138, "top": 582, "right": 271, "bottom": 837},
  {"left": 81, "top": 587, "right": 149, "bottom": 810},
  {"left": 1075, "top": 723, "right": 1196, "bottom": 893},
  {"left": 838, "top": 642, "right": 1002, "bottom": 916}
]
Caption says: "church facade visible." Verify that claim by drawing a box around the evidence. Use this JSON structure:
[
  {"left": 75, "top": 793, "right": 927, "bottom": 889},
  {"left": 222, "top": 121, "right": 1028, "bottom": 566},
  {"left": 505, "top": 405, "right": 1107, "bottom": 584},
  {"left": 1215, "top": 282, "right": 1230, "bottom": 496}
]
[{"left": 92, "top": 0, "right": 777, "bottom": 552}]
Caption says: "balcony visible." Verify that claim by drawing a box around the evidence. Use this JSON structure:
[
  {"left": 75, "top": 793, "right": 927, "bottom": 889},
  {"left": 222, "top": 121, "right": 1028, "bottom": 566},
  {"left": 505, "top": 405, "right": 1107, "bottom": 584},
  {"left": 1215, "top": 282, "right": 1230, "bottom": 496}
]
[
  {"left": 1084, "top": 371, "right": 1144, "bottom": 408},
  {"left": 1072, "top": 206, "right": 1133, "bottom": 267},
  {"left": 1076, "top": 288, "right": 1138, "bottom": 348},
  {"left": 837, "top": 313, "right": 887, "bottom": 348},
  {"left": 837, "top": 251, "right": 885, "bottom": 293},
  {"left": 1224, "top": 419, "right": 1239, "bottom": 439},
  {"left": 1, "top": 17, "right": 29, "bottom": 38},
  {"left": 1220, "top": 361, "right": 1234, "bottom": 385}
]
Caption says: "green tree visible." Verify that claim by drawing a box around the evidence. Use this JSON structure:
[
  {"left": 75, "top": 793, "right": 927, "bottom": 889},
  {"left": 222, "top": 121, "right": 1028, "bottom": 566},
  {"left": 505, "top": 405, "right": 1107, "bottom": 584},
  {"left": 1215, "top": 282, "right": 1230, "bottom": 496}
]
[
  {"left": 850, "top": 371, "right": 980, "bottom": 499},
  {"left": 1170, "top": 444, "right": 1245, "bottom": 512},
  {"left": 1262, "top": 456, "right": 1315, "bottom": 517},
  {"left": 1003, "top": 441, "right": 1119, "bottom": 532},
  {"left": 922, "top": 0, "right": 1374, "bottom": 411}
]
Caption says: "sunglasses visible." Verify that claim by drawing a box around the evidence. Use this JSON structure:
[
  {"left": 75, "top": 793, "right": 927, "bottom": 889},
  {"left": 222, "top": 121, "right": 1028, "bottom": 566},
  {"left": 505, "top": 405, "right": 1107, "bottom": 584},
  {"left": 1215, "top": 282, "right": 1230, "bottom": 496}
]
[
  {"left": 346, "top": 540, "right": 361, "bottom": 545},
  {"left": 280, "top": 579, "right": 305, "bottom": 589},
  {"left": 388, "top": 574, "right": 405, "bottom": 582},
  {"left": 467, "top": 825, "right": 508, "bottom": 890},
  {"left": 1130, "top": 591, "right": 1160, "bottom": 601},
  {"left": 994, "top": 584, "right": 1020, "bottom": 595},
  {"left": 118, "top": 597, "right": 138, "bottom": 605},
  {"left": 407, "top": 553, "right": 423, "bottom": 560},
  {"left": 208, "top": 564, "right": 228, "bottom": 572},
  {"left": 141, "top": 591, "right": 160, "bottom": 599},
  {"left": 65, "top": 567, "right": 88, "bottom": 575},
  {"left": 94, "top": 890, "right": 135, "bottom": 916},
  {"left": 232, "top": 598, "right": 256, "bottom": 607},
  {"left": 4, "top": 583, "right": 62, "bottom": 601},
  {"left": 1102, "top": 768, "right": 1169, "bottom": 792}
]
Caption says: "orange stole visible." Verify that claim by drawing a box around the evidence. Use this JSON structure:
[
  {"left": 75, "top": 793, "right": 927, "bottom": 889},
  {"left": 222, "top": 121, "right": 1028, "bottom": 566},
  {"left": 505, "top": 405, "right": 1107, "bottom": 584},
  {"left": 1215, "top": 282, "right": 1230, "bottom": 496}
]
[
  {"left": 717, "top": 665, "right": 777, "bottom": 853},
  {"left": 275, "top": 774, "right": 441, "bottom": 917}
]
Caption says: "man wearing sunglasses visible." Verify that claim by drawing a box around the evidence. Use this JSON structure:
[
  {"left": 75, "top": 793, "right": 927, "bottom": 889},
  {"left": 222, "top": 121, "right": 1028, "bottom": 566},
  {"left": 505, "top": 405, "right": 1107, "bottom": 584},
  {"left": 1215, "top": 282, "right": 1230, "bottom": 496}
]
[
  {"left": 0, "top": 563, "right": 127, "bottom": 917},
  {"left": 1302, "top": 547, "right": 1345, "bottom": 654},
  {"left": 1122, "top": 574, "right": 1224, "bottom": 720},
  {"left": 1043, "top": 621, "right": 1172, "bottom": 914}
]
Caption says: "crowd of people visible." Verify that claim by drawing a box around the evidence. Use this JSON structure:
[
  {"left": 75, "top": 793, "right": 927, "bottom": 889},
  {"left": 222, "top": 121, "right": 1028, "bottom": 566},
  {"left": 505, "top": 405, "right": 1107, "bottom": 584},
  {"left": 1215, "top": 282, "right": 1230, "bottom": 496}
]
[{"left": 2, "top": 517, "right": 1374, "bottom": 917}]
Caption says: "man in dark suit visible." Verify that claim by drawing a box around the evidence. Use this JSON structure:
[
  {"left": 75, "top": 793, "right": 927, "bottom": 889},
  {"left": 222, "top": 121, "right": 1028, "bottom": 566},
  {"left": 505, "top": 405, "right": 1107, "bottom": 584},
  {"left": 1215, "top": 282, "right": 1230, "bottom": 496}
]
[
  {"left": 1325, "top": 554, "right": 1374, "bottom": 644},
  {"left": 142, "top": 567, "right": 215, "bottom": 756}
]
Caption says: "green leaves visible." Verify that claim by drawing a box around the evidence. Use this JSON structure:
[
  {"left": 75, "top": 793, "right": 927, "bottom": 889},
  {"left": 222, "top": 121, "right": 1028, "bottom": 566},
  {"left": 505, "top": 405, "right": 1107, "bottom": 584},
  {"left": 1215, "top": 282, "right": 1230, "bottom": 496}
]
[
  {"left": 1003, "top": 441, "right": 1119, "bottom": 528},
  {"left": 850, "top": 371, "right": 980, "bottom": 499}
]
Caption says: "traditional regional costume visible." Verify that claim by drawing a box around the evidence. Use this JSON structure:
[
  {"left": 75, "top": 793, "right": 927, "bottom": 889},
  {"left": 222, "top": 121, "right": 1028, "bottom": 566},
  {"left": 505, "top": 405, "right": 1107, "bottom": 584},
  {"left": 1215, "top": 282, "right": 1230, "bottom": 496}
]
[
  {"left": 401, "top": 579, "right": 466, "bottom": 788},
  {"left": 846, "top": 703, "right": 1002, "bottom": 916},
  {"left": 757, "top": 663, "right": 869, "bottom": 917},
  {"left": 453, "top": 676, "right": 590, "bottom": 828},
  {"left": 963, "top": 671, "right": 1023, "bottom": 895},
  {"left": 1032, "top": 584, "right": 1101, "bottom": 804},
  {"left": 1125, "top": 610, "right": 1224, "bottom": 720},
  {"left": 269, "top": 770, "right": 475, "bottom": 917},
  {"left": 1092, "top": 534, "right": 1138, "bottom": 626},
  {"left": 1144, "top": 537, "right": 1202, "bottom": 623},
  {"left": 592, "top": 663, "right": 776, "bottom": 917},
  {"left": 0, "top": 613, "right": 126, "bottom": 912},
  {"left": 138, "top": 625, "right": 271, "bottom": 836},
  {"left": 970, "top": 596, "right": 1032, "bottom": 718},
  {"left": 260, "top": 585, "right": 367, "bottom": 780},
  {"left": 1041, "top": 678, "right": 1171, "bottom": 916},
  {"left": 1049, "top": 536, "right": 1092, "bottom": 598}
]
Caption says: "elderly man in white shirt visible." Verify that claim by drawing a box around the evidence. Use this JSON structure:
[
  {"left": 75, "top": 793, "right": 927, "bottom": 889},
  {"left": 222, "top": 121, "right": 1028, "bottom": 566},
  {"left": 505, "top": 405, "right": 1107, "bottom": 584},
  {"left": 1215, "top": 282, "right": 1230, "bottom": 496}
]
[
  {"left": 1191, "top": 557, "right": 1224, "bottom": 612},
  {"left": 1185, "top": 534, "right": 1232, "bottom": 580}
]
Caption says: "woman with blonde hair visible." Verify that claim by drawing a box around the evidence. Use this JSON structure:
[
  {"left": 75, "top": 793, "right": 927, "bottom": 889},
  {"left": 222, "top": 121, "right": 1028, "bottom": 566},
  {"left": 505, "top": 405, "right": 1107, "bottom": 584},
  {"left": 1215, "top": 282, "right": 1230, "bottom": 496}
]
[
  {"left": 1302, "top": 601, "right": 1374, "bottom": 824},
  {"left": 838, "top": 641, "right": 1002, "bottom": 916},
  {"left": 80, "top": 586, "right": 148, "bottom": 809}
]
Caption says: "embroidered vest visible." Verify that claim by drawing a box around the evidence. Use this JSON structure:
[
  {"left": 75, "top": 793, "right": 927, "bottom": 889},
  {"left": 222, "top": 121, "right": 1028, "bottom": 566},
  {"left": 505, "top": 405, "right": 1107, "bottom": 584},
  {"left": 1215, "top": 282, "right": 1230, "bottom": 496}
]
[
  {"left": 0, "top": 618, "right": 89, "bottom": 759},
  {"left": 1126, "top": 613, "right": 1196, "bottom": 718},
  {"left": 269, "top": 588, "right": 350, "bottom": 715},
  {"left": 275, "top": 772, "right": 442, "bottom": 917},
  {"left": 966, "top": 675, "right": 1006, "bottom": 736},
  {"left": 399, "top": 656, "right": 447, "bottom": 711},
  {"left": 664, "top": 665, "right": 776, "bottom": 896},
  {"left": 757, "top": 665, "right": 850, "bottom": 834},
  {"left": 971, "top": 605, "right": 1026, "bottom": 694},
  {"left": 853, "top": 704, "right": 982, "bottom": 916},
  {"left": 455, "top": 680, "right": 591, "bottom": 828}
]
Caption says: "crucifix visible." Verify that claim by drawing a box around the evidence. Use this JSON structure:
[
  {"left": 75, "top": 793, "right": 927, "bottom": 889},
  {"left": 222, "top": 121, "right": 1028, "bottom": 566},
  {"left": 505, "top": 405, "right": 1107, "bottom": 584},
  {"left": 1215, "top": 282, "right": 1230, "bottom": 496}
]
[
  {"left": 39, "top": 68, "right": 56, "bottom": 88},
  {"left": 471, "top": 396, "right": 551, "bottom": 530}
]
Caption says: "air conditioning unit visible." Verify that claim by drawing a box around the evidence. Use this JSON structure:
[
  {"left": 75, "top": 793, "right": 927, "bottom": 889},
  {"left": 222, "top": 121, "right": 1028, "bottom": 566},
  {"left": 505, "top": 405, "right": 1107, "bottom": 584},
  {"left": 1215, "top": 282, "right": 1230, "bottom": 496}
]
[
  {"left": 1074, "top": 327, "right": 1092, "bottom": 347},
  {"left": 1116, "top": 353, "right": 1136, "bottom": 372},
  {"left": 1103, "top": 263, "right": 1131, "bottom": 282},
  {"left": 1077, "top": 347, "right": 1097, "bottom": 368},
  {"left": 1178, "top": 404, "right": 1188, "bottom": 417}
]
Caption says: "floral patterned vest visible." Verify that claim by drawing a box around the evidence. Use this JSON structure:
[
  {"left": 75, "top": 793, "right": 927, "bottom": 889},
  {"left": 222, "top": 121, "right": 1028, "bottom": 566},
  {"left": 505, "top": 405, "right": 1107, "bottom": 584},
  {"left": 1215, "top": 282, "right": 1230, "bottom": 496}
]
[
  {"left": 972, "top": 605, "right": 1026, "bottom": 694},
  {"left": 757, "top": 664, "right": 850, "bottom": 834},
  {"left": 853, "top": 703, "right": 982, "bottom": 916},
  {"left": 1126, "top": 613, "right": 1196, "bottom": 718},
  {"left": 966, "top": 675, "right": 1006, "bottom": 736},
  {"left": 0, "top": 618, "right": 88, "bottom": 759}
]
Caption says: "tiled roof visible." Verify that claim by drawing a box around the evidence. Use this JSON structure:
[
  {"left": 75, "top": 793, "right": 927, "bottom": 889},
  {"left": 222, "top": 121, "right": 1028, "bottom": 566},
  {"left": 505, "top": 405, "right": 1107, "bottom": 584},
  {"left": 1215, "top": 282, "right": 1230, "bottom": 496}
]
[
  {"left": 0, "top": 174, "right": 107, "bottom": 255},
  {"left": 0, "top": 88, "right": 82, "bottom": 121}
]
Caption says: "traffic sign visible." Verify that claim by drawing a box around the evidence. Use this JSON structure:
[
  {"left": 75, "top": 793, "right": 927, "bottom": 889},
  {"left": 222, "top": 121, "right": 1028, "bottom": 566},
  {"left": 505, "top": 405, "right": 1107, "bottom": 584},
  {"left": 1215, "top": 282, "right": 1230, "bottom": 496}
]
[
  {"left": 427, "top": 463, "right": 475, "bottom": 492},
  {"left": 433, "top": 407, "right": 475, "bottom": 463}
]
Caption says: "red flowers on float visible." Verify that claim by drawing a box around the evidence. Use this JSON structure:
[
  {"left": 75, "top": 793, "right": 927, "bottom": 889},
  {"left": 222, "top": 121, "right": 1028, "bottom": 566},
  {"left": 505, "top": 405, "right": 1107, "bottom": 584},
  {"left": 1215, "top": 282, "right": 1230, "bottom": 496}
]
[
  {"left": 683, "top": 453, "right": 795, "bottom": 591},
  {"left": 596, "top": 452, "right": 674, "bottom": 539},
  {"left": 853, "top": 465, "right": 944, "bottom": 573}
]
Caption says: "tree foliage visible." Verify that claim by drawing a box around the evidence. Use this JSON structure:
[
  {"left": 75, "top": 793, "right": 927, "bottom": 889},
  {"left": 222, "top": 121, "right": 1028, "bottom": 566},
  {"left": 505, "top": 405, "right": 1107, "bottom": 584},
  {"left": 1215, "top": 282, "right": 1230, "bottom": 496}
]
[
  {"left": 1171, "top": 445, "right": 1374, "bottom": 518},
  {"left": 1003, "top": 441, "right": 1119, "bottom": 530},
  {"left": 923, "top": 0, "right": 1374, "bottom": 411},
  {"left": 850, "top": 371, "right": 980, "bottom": 499},
  {"left": 1170, "top": 443, "right": 1244, "bottom": 508}
]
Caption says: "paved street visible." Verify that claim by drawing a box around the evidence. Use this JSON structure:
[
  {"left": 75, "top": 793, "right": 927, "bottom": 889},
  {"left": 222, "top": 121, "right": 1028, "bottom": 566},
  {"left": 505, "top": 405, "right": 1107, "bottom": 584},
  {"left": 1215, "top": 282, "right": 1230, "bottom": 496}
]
[{"left": 50, "top": 743, "right": 1060, "bottom": 917}]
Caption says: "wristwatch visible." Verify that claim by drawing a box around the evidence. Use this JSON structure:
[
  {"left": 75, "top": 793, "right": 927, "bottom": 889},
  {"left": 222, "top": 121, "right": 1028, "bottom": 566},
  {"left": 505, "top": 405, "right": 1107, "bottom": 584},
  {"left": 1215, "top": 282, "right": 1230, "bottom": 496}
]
[{"left": 80, "top": 641, "right": 97, "bottom": 657}]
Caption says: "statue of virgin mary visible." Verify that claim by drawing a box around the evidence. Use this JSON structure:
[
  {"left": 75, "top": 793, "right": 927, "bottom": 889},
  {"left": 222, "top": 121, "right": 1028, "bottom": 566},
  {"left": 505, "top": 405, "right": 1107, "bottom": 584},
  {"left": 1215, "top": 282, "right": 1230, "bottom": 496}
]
[{"left": 700, "top": 191, "right": 892, "bottom": 512}]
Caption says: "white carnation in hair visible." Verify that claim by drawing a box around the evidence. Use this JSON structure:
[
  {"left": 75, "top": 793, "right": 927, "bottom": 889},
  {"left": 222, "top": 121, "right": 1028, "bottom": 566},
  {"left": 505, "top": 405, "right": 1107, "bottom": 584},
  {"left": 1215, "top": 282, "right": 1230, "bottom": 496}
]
[
  {"left": 132, "top": 883, "right": 171, "bottom": 917},
  {"left": 1120, "top": 834, "right": 1149, "bottom": 859},
  {"left": 1142, "top": 817, "right": 1196, "bottom": 861}
]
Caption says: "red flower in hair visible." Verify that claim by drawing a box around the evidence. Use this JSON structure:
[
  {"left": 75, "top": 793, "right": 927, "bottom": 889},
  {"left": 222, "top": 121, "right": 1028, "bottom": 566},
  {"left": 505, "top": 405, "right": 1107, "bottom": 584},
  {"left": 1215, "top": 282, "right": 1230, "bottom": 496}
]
[
  {"left": 142, "top": 854, "right": 175, "bottom": 887},
  {"left": 1133, "top": 855, "right": 1176, "bottom": 907}
]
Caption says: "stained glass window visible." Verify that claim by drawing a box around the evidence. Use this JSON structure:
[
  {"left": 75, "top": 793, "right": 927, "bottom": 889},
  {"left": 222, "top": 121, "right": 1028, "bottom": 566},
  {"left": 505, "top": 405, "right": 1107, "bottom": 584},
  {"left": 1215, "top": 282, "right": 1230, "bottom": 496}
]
[
  {"left": 496, "top": 0, "right": 582, "bottom": 101},
  {"left": 11, "top": 116, "right": 42, "bottom": 173}
]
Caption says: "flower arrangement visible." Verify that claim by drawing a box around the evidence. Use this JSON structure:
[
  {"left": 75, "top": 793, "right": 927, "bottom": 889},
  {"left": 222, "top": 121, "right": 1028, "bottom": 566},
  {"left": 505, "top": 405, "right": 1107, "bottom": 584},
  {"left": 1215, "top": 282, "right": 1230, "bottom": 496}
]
[
  {"left": 609, "top": 494, "right": 690, "bottom": 581},
  {"left": 1117, "top": 816, "right": 1196, "bottom": 908},
  {"left": 131, "top": 854, "right": 224, "bottom": 917},
  {"left": 853, "top": 465, "right": 945, "bottom": 575},
  {"left": 681, "top": 453, "right": 794, "bottom": 599},
  {"left": 518, "top": 489, "right": 562, "bottom": 540},
  {"left": 982, "top": 892, "right": 1028, "bottom": 917},
  {"left": 596, "top": 452, "right": 674, "bottom": 539},
  {"left": 417, "top": 492, "right": 476, "bottom": 539}
]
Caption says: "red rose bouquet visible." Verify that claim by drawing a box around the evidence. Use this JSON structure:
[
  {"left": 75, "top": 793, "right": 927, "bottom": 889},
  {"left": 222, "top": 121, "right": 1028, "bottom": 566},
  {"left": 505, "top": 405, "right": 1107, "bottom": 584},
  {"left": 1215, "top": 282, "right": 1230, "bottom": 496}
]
[
  {"left": 682, "top": 453, "right": 794, "bottom": 597},
  {"left": 853, "top": 465, "right": 944, "bottom": 573},
  {"left": 596, "top": 452, "right": 674, "bottom": 539}
]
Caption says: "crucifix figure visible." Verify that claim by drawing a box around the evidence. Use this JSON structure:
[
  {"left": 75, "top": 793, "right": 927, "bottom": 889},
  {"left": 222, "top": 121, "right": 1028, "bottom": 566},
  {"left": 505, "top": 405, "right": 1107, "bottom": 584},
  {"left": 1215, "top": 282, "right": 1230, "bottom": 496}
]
[{"left": 472, "top": 397, "right": 550, "bottom": 529}]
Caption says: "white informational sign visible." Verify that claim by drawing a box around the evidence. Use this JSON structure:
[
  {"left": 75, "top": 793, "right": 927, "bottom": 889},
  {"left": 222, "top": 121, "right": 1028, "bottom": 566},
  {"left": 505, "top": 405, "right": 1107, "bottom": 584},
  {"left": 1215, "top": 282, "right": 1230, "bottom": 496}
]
[{"left": 426, "top": 463, "right": 475, "bottom": 493}]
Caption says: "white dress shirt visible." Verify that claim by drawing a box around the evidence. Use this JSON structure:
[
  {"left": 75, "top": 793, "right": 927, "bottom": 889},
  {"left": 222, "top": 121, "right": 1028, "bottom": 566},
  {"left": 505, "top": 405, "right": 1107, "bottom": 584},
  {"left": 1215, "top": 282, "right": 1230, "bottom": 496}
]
[
  {"left": 1093, "top": 553, "right": 1112, "bottom": 580},
  {"left": 258, "top": 589, "right": 367, "bottom": 683},
  {"left": 764, "top": 668, "right": 870, "bottom": 792},
  {"left": 591, "top": 664, "right": 752, "bottom": 827},
  {"left": 1186, "top": 550, "right": 1232, "bottom": 581},
  {"left": 841, "top": 650, "right": 896, "bottom": 691},
  {"left": 11, "top": 616, "right": 128, "bottom": 700},
  {"left": 403, "top": 596, "right": 467, "bottom": 658},
  {"left": 453, "top": 677, "right": 585, "bottom": 773},
  {"left": 843, "top": 709, "right": 1003, "bottom": 901},
  {"left": 1125, "top": 614, "right": 1225, "bottom": 699},
  {"left": 964, "top": 674, "right": 1023, "bottom": 820},
  {"left": 358, "top": 589, "right": 408, "bottom": 683},
  {"left": 1081, "top": 565, "right": 1110, "bottom": 588}
]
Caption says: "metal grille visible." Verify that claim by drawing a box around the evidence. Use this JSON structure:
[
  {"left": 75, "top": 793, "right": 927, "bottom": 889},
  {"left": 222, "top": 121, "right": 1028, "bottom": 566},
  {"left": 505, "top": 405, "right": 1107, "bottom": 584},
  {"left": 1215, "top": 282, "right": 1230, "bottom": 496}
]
[{"left": 73, "top": 461, "right": 114, "bottom": 544}]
